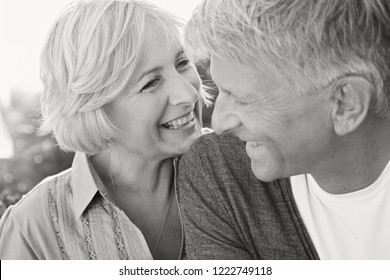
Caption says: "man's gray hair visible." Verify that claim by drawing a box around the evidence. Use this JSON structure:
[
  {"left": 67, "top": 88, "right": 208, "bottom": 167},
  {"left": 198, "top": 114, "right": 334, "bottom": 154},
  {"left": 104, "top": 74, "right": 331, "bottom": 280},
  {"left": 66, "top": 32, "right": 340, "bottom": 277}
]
[{"left": 185, "top": 0, "right": 390, "bottom": 118}]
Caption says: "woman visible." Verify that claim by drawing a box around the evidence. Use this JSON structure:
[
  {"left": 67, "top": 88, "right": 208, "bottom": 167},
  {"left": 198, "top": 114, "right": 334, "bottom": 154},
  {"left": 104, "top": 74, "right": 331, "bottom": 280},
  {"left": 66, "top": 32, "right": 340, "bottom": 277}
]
[{"left": 0, "top": 0, "right": 210, "bottom": 259}]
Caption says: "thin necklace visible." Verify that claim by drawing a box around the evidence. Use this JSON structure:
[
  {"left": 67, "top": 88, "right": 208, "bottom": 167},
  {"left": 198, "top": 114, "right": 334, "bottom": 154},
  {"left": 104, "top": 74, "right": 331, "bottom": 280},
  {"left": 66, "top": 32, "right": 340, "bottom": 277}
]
[
  {"left": 151, "top": 186, "right": 174, "bottom": 257},
  {"left": 108, "top": 161, "right": 119, "bottom": 206},
  {"left": 108, "top": 163, "right": 175, "bottom": 257}
]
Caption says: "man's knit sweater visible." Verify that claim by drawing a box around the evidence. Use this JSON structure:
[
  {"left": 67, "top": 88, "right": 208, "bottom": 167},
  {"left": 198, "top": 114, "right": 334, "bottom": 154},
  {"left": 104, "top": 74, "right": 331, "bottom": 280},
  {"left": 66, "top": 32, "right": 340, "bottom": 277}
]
[{"left": 177, "top": 132, "right": 320, "bottom": 259}]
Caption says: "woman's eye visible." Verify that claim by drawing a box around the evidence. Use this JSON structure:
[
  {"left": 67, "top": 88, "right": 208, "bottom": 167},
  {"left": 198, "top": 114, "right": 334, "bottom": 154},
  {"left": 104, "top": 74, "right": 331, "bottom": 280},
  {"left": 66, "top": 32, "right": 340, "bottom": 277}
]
[
  {"left": 176, "top": 58, "right": 191, "bottom": 70},
  {"left": 141, "top": 77, "right": 161, "bottom": 93}
]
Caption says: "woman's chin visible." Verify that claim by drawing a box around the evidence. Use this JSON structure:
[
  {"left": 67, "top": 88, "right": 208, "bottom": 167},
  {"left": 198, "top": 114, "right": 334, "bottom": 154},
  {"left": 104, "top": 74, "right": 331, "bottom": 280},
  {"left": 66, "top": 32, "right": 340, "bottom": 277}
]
[{"left": 171, "top": 130, "right": 202, "bottom": 157}]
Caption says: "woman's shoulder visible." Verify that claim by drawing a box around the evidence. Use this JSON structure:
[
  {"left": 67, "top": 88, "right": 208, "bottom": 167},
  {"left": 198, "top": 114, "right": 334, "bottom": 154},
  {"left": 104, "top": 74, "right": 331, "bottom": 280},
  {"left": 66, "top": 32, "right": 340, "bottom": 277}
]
[{"left": 0, "top": 169, "right": 72, "bottom": 259}]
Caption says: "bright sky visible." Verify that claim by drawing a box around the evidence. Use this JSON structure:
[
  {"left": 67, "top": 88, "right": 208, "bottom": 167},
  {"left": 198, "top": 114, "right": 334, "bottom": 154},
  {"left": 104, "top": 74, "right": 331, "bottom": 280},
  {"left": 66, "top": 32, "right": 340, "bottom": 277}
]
[{"left": 0, "top": 0, "right": 201, "bottom": 106}]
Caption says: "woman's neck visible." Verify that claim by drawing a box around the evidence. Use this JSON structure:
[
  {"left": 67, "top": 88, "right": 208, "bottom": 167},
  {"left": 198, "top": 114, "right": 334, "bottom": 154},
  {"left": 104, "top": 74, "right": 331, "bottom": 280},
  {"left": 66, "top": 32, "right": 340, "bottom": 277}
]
[
  {"left": 91, "top": 146, "right": 181, "bottom": 259},
  {"left": 91, "top": 145, "right": 174, "bottom": 196}
]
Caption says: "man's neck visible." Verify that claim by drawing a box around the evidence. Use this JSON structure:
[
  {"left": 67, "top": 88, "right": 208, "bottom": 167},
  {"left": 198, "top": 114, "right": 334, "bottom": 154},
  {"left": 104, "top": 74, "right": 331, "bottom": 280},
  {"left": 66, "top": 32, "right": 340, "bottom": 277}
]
[{"left": 311, "top": 117, "right": 390, "bottom": 194}]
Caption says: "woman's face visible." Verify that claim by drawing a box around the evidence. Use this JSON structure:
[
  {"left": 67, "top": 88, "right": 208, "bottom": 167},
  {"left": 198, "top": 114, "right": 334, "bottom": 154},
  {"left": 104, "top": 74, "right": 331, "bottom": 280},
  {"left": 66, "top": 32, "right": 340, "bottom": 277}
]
[{"left": 107, "top": 34, "right": 202, "bottom": 160}]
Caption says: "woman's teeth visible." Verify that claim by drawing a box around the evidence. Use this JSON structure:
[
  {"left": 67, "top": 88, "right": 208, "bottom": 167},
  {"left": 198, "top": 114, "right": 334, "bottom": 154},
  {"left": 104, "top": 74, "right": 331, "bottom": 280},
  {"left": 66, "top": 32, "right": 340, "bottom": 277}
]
[{"left": 162, "top": 112, "right": 194, "bottom": 130}]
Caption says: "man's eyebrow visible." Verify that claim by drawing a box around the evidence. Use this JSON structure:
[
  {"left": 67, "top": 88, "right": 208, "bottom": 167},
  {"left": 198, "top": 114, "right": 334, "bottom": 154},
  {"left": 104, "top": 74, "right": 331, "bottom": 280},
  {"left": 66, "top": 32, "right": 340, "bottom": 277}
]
[
  {"left": 218, "top": 86, "right": 243, "bottom": 100},
  {"left": 218, "top": 86, "right": 231, "bottom": 95}
]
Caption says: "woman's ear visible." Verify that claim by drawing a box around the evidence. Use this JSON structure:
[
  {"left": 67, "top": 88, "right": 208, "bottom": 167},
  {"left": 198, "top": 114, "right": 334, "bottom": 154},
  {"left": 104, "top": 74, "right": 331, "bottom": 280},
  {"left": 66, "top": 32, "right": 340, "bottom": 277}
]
[{"left": 330, "top": 76, "right": 373, "bottom": 136}]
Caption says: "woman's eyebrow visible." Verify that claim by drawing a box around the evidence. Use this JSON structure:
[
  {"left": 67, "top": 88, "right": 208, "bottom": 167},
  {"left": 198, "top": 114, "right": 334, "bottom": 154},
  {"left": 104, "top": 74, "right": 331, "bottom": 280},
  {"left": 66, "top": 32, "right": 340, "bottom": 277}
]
[
  {"left": 175, "top": 47, "right": 185, "bottom": 59},
  {"left": 136, "top": 47, "right": 185, "bottom": 84},
  {"left": 136, "top": 66, "right": 163, "bottom": 83}
]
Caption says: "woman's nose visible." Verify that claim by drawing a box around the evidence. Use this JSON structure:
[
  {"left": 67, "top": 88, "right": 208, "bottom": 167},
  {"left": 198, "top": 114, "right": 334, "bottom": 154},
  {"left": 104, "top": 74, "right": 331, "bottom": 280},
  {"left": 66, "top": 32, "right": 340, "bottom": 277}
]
[{"left": 168, "top": 71, "right": 201, "bottom": 106}]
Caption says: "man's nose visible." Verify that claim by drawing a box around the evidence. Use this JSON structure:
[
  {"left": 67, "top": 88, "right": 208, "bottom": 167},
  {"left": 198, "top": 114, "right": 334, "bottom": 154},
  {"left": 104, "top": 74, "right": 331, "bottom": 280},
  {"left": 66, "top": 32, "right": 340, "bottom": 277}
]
[{"left": 211, "top": 92, "right": 241, "bottom": 134}]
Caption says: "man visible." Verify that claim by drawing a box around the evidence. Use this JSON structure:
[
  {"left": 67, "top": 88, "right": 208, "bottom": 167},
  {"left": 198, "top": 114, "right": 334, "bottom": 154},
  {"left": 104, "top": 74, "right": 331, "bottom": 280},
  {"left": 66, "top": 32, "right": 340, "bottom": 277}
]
[{"left": 178, "top": 0, "right": 390, "bottom": 259}]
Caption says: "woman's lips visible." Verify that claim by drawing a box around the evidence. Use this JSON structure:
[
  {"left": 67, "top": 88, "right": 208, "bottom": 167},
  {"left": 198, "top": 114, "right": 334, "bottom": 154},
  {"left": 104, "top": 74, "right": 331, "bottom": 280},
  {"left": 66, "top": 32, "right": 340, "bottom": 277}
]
[{"left": 161, "top": 112, "right": 194, "bottom": 130}]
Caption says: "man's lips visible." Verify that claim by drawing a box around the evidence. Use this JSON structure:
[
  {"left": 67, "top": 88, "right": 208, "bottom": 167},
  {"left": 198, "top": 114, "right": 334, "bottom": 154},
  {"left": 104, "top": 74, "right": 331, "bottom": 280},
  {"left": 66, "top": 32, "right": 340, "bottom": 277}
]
[{"left": 247, "top": 141, "right": 263, "bottom": 148}]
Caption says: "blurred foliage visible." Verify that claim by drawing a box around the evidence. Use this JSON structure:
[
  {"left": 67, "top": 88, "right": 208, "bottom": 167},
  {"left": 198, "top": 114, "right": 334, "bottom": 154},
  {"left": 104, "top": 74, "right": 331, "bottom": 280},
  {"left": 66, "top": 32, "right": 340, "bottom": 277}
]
[
  {"left": 0, "top": 65, "right": 216, "bottom": 218},
  {"left": 0, "top": 90, "right": 74, "bottom": 217}
]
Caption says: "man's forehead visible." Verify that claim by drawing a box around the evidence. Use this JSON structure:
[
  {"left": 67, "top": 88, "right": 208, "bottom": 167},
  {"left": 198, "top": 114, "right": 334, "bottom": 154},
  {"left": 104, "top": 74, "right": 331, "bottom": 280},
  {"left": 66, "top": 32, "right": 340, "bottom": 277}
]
[
  {"left": 210, "top": 54, "right": 282, "bottom": 97},
  {"left": 210, "top": 55, "right": 235, "bottom": 83}
]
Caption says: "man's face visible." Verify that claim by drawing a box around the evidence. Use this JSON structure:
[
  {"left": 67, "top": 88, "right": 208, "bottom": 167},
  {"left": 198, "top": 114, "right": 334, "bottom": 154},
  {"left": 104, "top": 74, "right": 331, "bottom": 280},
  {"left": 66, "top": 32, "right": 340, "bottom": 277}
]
[{"left": 210, "top": 55, "right": 336, "bottom": 181}]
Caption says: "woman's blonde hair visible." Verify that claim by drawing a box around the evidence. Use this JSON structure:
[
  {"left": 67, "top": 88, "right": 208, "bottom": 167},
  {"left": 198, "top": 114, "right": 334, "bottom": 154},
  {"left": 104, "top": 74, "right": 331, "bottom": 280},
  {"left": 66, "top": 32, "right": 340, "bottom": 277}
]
[{"left": 41, "top": 0, "right": 189, "bottom": 154}]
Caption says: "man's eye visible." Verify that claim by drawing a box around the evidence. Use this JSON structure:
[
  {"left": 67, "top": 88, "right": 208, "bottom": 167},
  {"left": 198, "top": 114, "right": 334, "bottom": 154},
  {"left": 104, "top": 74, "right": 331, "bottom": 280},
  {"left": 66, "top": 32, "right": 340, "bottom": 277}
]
[
  {"left": 141, "top": 77, "right": 161, "bottom": 93},
  {"left": 235, "top": 100, "right": 248, "bottom": 106}
]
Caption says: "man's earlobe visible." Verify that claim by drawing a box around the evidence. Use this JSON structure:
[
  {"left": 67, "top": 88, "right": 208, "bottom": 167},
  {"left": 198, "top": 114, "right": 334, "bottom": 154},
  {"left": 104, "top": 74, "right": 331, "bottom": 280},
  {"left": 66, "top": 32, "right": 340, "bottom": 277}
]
[{"left": 331, "top": 76, "right": 373, "bottom": 136}]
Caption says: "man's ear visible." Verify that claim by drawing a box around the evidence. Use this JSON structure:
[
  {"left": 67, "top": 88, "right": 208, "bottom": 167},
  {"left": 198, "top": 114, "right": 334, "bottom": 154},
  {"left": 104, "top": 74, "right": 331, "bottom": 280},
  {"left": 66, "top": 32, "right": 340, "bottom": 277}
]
[{"left": 330, "top": 76, "right": 373, "bottom": 136}]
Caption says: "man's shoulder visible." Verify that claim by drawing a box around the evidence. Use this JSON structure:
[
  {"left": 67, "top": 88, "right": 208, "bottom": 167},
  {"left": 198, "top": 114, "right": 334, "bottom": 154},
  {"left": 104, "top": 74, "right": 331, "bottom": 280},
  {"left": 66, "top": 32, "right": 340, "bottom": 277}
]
[
  {"left": 198, "top": 131, "right": 244, "bottom": 147},
  {"left": 185, "top": 132, "right": 247, "bottom": 161},
  {"left": 180, "top": 132, "right": 253, "bottom": 186}
]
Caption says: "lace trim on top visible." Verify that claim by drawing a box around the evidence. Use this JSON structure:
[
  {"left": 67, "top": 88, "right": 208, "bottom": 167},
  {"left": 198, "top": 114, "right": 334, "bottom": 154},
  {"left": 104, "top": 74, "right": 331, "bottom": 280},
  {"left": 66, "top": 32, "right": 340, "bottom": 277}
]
[
  {"left": 48, "top": 183, "right": 70, "bottom": 260},
  {"left": 81, "top": 213, "right": 98, "bottom": 260},
  {"left": 88, "top": 158, "right": 130, "bottom": 259},
  {"left": 109, "top": 204, "right": 129, "bottom": 260}
]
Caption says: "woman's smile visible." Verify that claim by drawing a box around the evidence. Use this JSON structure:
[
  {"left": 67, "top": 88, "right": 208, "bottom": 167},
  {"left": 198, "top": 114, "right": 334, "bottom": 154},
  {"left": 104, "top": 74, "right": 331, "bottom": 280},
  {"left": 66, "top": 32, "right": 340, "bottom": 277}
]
[{"left": 161, "top": 111, "right": 195, "bottom": 130}]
